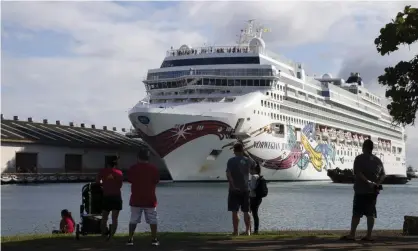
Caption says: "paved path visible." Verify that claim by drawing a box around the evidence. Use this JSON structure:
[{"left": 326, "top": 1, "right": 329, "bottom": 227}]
[{"left": 3, "top": 234, "right": 418, "bottom": 251}]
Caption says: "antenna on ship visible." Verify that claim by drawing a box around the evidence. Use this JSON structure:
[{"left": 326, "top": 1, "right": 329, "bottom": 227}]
[
  {"left": 237, "top": 19, "right": 256, "bottom": 45},
  {"left": 237, "top": 19, "right": 269, "bottom": 46}
]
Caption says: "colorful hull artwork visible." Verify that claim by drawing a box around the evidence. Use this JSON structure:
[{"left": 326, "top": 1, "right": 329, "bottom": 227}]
[
  {"left": 136, "top": 120, "right": 336, "bottom": 173},
  {"left": 243, "top": 122, "right": 336, "bottom": 172}
]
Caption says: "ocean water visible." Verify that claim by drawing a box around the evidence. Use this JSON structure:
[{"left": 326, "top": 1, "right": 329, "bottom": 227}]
[{"left": 1, "top": 180, "right": 417, "bottom": 236}]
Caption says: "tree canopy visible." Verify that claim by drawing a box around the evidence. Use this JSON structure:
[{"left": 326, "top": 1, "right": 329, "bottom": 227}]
[{"left": 374, "top": 5, "right": 418, "bottom": 126}]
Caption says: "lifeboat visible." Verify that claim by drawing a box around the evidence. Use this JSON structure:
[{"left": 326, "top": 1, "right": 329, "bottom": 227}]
[
  {"left": 1, "top": 175, "right": 12, "bottom": 184},
  {"left": 12, "top": 175, "right": 23, "bottom": 183},
  {"left": 38, "top": 176, "right": 47, "bottom": 182},
  {"left": 26, "top": 175, "right": 37, "bottom": 183}
]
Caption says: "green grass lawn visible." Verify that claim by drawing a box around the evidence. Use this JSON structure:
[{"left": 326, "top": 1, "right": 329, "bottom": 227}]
[
  {"left": 1, "top": 230, "right": 411, "bottom": 251},
  {"left": 3, "top": 229, "right": 404, "bottom": 243}
]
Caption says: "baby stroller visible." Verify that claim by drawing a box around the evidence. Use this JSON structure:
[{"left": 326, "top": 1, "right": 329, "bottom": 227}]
[{"left": 75, "top": 182, "right": 111, "bottom": 240}]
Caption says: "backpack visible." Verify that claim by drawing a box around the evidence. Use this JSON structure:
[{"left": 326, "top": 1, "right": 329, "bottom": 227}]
[{"left": 255, "top": 176, "right": 268, "bottom": 198}]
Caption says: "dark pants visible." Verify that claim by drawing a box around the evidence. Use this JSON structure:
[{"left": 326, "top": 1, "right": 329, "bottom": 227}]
[
  {"left": 353, "top": 193, "right": 378, "bottom": 218},
  {"left": 228, "top": 190, "right": 250, "bottom": 212},
  {"left": 250, "top": 197, "right": 262, "bottom": 232},
  {"left": 102, "top": 195, "right": 123, "bottom": 212}
]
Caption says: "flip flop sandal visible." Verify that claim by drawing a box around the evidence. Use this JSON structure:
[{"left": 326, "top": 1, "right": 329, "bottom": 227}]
[
  {"left": 361, "top": 237, "right": 375, "bottom": 242},
  {"left": 340, "top": 235, "right": 356, "bottom": 241}
]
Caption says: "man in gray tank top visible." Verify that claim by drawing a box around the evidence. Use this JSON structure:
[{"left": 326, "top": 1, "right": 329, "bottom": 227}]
[
  {"left": 226, "top": 143, "right": 254, "bottom": 236},
  {"left": 341, "top": 139, "right": 386, "bottom": 241}
]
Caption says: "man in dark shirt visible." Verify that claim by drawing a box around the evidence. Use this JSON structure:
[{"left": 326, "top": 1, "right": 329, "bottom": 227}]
[
  {"left": 226, "top": 143, "right": 254, "bottom": 236},
  {"left": 126, "top": 149, "right": 160, "bottom": 246},
  {"left": 96, "top": 157, "right": 123, "bottom": 239},
  {"left": 342, "top": 139, "right": 386, "bottom": 241}
]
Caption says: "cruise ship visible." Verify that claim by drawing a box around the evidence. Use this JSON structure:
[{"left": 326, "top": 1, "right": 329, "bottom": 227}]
[{"left": 128, "top": 20, "right": 407, "bottom": 181}]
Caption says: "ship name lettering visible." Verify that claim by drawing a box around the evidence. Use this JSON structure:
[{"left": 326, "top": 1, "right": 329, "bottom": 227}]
[{"left": 253, "top": 141, "right": 281, "bottom": 150}]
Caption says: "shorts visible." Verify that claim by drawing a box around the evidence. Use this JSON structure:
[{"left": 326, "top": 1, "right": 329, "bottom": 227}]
[
  {"left": 129, "top": 206, "right": 158, "bottom": 225},
  {"left": 228, "top": 190, "right": 250, "bottom": 213},
  {"left": 102, "top": 195, "right": 123, "bottom": 211},
  {"left": 353, "top": 193, "right": 378, "bottom": 218}
]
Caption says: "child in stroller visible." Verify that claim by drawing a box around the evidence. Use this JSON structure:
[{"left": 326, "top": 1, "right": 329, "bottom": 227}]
[
  {"left": 52, "top": 209, "right": 75, "bottom": 234},
  {"left": 75, "top": 182, "right": 111, "bottom": 240}
]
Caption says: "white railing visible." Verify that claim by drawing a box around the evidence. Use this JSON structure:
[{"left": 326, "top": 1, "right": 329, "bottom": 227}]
[
  {"left": 165, "top": 46, "right": 296, "bottom": 68},
  {"left": 281, "top": 100, "right": 401, "bottom": 139},
  {"left": 166, "top": 46, "right": 252, "bottom": 57},
  {"left": 145, "top": 68, "right": 275, "bottom": 81}
]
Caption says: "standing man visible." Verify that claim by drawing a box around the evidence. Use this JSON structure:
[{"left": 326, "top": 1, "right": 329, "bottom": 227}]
[
  {"left": 126, "top": 149, "right": 160, "bottom": 246},
  {"left": 96, "top": 156, "right": 123, "bottom": 240},
  {"left": 226, "top": 143, "right": 254, "bottom": 236},
  {"left": 341, "top": 139, "right": 386, "bottom": 241}
]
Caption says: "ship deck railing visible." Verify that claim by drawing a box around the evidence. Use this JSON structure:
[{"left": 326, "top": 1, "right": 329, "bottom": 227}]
[{"left": 165, "top": 46, "right": 296, "bottom": 68}]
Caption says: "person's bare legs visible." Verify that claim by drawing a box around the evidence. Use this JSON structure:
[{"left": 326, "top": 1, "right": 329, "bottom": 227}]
[
  {"left": 110, "top": 210, "right": 120, "bottom": 237},
  {"left": 232, "top": 211, "right": 239, "bottom": 235},
  {"left": 101, "top": 211, "right": 110, "bottom": 236},
  {"left": 349, "top": 216, "right": 361, "bottom": 237},
  {"left": 366, "top": 216, "right": 375, "bottom": 239},
  {"left": 128, "top": 223, "right": 137, "bottom": 241},
  {"left": 147, "top": 209, "right": 159, "bottom": 245},
  {"left": 150, "top": 224, "right": 157, "bottom": 239},
  {"left": 243, "top": 212, "right": 251, "bottom": 235}
]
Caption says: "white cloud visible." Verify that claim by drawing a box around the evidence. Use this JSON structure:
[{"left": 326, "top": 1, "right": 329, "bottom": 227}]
[{"left": 1, "top": 1, "right": 417, "bottom": 165}]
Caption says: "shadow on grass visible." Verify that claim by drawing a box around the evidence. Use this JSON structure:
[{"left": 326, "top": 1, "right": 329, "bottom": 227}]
[{"left": 2, "top": 231, "right": 417, "bottom": 251}]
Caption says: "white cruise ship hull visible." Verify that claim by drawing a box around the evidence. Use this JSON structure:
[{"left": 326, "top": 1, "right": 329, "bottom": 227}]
[{"left": 128, "top": 93, "right": 406, "bottom": 181}]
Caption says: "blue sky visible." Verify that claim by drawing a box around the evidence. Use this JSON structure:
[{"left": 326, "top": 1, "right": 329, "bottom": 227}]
[{"left": 1, "top": 1, "right": 417, "bottom": 164}]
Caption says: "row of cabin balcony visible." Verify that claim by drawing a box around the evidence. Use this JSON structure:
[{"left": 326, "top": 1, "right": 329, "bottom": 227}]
[
  {"left": 281, "top": 101, "right": 402, "bottom": 140},
  {"left": 149, "top": 97, "right": 236, "bottom": 104},
  {"left": 287, "top": 89, "right": 381, "bottom": 121},
  {"left": 146, "top": 68, "right": 274, "bottom": 81},
  {"left": 280, "top": 76, "right": 383, "bottom": 117},
  {"left": 146, "top": 78, "right": 275, "bottom": 90},
  {"left": 283, "top": 94, "right": 401, "bottom": 135},
  {"left": 277, "top": 84, "right": 388, "bottom": 127},
  {"left": 258, "top": 104, "right": 402, "bottom": 143},
  {"left": 281, "top": 106, "right": 402, "bottom": 142},
  {"left": 152, "top": 89, "right": 235, "bottom": 97},
  {"left": 265, "top": 111, "right": 398, "bottom": 155},
  {"left": 281, "top": 98, "right": 400, "bottom": 138}
]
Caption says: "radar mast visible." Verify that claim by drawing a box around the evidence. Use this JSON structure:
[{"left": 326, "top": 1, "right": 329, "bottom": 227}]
[{"left": 237, "top": 19, "right": 266, "bottom": 46}]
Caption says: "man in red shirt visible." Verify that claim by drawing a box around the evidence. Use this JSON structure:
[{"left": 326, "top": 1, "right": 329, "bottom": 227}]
[
  {"left": 126, "top": 149, "right": 160, "bottom": 246},
  {"left": 96, "top": 156, "right": 123, "bottom": 240}
]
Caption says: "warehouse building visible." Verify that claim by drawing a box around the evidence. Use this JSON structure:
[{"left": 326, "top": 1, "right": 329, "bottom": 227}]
[{"left": 0, "top": 115, "right": 170, "bottom": 179}]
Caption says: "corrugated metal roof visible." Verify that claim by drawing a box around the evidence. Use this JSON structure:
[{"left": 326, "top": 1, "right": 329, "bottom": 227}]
[{"left": 1, "top": 118, "right": 146, "bottom": 150}]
